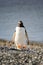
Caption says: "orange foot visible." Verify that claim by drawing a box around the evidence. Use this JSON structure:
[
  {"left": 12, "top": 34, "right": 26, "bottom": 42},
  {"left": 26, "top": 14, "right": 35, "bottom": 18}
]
[
  {"left": 23, "top": 45, "right": 27, "bottom": 49},
  {"left": 17, "top": 44, "right": 27, "bottom": 49},
  {"left": 17, "top": 44, "right": 22, "bottom": 49}
]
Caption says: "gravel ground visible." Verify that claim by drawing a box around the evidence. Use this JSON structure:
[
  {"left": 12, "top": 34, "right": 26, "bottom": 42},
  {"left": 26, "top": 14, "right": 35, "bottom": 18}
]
[{"left": 0, "top": 47, "right": 43, "bottom": 65}]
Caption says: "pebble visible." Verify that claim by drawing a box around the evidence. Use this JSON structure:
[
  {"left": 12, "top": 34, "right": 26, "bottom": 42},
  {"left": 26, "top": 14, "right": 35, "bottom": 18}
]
[{"left": 0, "top": 47, "right": 43, "bottom": 65}]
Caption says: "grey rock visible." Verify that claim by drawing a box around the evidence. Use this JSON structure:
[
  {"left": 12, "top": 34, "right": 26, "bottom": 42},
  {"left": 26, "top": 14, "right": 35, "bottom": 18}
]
[{"left": 0, "top": 47, "right": 43, "bottom": 65}]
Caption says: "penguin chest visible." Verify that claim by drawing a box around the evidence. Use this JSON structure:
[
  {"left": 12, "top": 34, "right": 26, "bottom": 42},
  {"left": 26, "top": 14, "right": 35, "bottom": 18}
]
[{"left": 15, "top": 27, "right": 26, "bottom": 44}]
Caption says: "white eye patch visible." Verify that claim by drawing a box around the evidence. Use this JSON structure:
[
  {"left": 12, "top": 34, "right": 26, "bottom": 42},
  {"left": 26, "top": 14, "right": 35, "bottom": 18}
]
[{"left": 18, "top": 22, "right": 21, "bottom": 24}]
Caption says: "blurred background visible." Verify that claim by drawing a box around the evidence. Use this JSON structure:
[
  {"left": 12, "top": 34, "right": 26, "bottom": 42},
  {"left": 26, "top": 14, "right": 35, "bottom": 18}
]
[{"left": 0, "top": 0, "right": 43, "bottom": 42}]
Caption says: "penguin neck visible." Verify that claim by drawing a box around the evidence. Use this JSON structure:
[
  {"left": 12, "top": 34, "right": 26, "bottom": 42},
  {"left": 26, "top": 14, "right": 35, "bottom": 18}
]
[{"left": 18, "top": 24, "right": 24, "bottom": 27}]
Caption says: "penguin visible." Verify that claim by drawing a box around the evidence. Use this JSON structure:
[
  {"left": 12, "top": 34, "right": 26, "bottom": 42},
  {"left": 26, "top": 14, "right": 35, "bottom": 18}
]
[{"left": 12, "top": 21, "right": 29, "bottom": 49}]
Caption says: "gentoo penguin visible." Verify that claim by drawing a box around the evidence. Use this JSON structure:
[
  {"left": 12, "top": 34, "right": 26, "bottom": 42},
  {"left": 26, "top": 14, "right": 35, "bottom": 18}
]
[{"left": 12, "top": 21, "right": 29, "bottom": 49}]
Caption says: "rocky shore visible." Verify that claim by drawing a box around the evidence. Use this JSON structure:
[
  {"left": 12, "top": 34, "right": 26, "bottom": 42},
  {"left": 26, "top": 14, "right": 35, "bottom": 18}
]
[
  {"left": 0, "top": 47, "right": 43, "bottom": 65},
  {"left": 0, "top": 39, "right": 43, "bottom": 65}
]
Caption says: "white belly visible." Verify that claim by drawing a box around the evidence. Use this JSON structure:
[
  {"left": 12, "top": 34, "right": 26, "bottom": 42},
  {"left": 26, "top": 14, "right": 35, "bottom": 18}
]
[{"left": 15, "top": 27, "right": 27, "bottom": 46}]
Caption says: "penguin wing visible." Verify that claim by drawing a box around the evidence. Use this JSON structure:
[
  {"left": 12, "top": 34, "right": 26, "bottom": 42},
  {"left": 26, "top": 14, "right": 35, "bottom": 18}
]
[{"left": 25, "top": 29, "right": 29, "bottom": 45}]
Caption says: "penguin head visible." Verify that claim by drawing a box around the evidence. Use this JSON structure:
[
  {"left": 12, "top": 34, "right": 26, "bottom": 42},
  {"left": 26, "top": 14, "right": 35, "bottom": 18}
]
[{"left": 18, "top": 21, "right": 24, "bottom": 27}]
